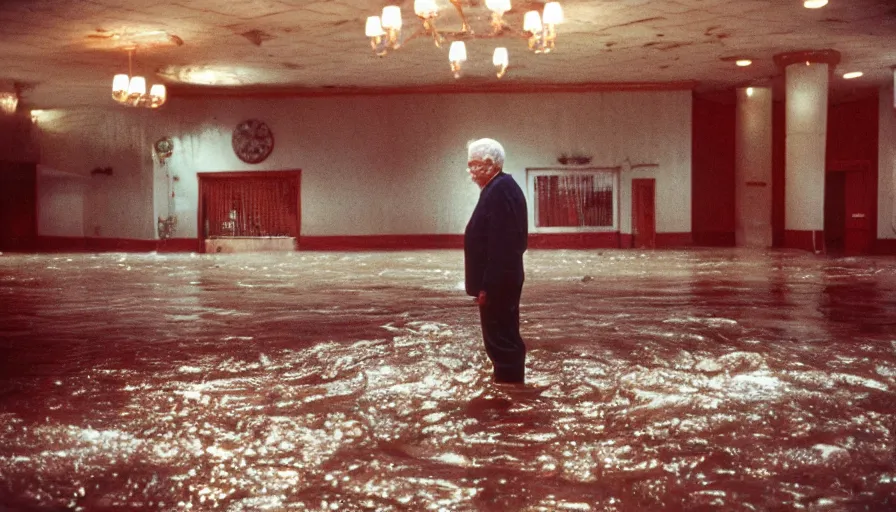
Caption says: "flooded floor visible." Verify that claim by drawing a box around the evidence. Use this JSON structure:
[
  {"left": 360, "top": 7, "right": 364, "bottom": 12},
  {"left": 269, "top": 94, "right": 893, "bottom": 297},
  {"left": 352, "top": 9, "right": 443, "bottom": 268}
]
[{"left": 0, "top": 249, "right": 895, "bottom": 511}]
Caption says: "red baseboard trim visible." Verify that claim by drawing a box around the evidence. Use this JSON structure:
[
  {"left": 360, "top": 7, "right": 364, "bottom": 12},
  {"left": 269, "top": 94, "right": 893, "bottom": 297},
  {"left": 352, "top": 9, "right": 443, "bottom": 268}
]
[
  {"left": 619, "top": 232, "right": 694, "bottom": 249},
  {"left": 35, "top": 236, "right": 87, "bottom": 252},
  {"left": 85, "top": 238, "right": 159, "bottom": 252},
  {"left": 874, "top": 238, "right": 896, "bottom": 255},
  {"left": 692, "top": 231, "right": 736, "bottom": 247},
  {"left": 656, "top": 232, "right": 694, "bottom": 248},
  {"left": 298, "top": 232, "right": 694, "bottom": 250},
  {"left": 298, "top": 235, "right": 465, "bottom": 251},
  {"left": 783, "top": 230, "right": 824, "bottom": 252},
  {"left": 158, "top": 238, "right": 203, "bottom": 252},
  {"left": 529, "top": 232, "right": 620, "bottom": 249},
  {"left": 35, "top": 236, "right": 200, "bottom": 253},
  {"left": 28, "top": 233, "right": 706, "bottom": 253}
]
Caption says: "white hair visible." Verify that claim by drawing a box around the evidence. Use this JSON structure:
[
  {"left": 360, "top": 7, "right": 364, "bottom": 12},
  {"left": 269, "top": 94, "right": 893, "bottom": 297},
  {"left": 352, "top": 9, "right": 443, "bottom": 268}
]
[{"left": 467, "top": 138, "right": 505, "bottom": 169}]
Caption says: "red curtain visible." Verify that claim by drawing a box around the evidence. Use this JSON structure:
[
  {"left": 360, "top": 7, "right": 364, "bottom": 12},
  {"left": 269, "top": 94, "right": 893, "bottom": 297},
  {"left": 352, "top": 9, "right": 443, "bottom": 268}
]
[
  {"left": 535, "top": 173, "right": 613, "bottom": 228},
  {"left": 201, "top": 177, "right": 297, "bottom": 238}
]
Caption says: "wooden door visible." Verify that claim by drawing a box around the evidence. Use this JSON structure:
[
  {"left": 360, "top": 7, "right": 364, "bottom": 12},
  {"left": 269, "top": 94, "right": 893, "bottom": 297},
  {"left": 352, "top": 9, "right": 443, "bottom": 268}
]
[
  {"left": 843, "top": 170, "right": 870, "bottom": 255},
  {"left": 632, "top": 179, "right": 656, "bottom": 249}
]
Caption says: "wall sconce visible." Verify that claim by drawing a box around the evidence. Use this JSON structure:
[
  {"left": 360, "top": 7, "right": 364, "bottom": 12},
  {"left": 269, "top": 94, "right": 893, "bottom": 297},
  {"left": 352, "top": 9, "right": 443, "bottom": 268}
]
[
  {"left": 0, "top": 91, "right": 18, "bottom": 115},
  {"left": 90, "top": 166, "right": 114, "bottom": 176},
  {"left": 557, "top": 154, "right": 592, "bottom": 165}
]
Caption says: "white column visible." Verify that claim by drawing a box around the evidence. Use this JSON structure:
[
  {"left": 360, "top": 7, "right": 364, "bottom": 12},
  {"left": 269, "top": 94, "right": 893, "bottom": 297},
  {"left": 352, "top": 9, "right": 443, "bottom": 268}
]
[
  {"left": 735, "top": 86, "right": 773, "bottom": 247},
  {"left": 785, "top": 61, "right": 829, "bottom": 240}
]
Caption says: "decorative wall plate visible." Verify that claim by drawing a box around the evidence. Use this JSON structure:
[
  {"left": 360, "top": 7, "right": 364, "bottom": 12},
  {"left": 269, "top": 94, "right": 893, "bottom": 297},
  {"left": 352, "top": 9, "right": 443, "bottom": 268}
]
[
  {"left": 154, "top": 137, "right": 173, "bottom": 155},
  {"left": 154, "top": 137, "right": 174, "bottom": 164},
  {"left": 232, "top": 119, "right": 274, "bottom": 164}
]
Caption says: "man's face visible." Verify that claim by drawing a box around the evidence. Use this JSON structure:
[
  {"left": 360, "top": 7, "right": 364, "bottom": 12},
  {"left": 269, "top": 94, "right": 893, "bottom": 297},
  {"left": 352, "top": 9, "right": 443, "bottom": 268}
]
[{"left": 467, "top": 158, "right": 496, "bottom": 188}]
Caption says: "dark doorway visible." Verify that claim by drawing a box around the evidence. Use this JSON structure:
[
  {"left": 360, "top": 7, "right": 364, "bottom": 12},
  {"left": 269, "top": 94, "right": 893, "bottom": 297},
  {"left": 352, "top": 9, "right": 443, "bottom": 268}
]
[
  {"left": 0, "top": 162, "right": 37, "bottom": 251},
  {"left": 632, "top": 179, "right": 656, "bottom": 249},
  {"left": 824, "top": 172, "right": 846, "bottom": 254},
  {"left": 842, "top": 170, "right": 871, "bottom": 255},
  {"left": 825, "top": 164, "right": 872, "bottom": 256}
]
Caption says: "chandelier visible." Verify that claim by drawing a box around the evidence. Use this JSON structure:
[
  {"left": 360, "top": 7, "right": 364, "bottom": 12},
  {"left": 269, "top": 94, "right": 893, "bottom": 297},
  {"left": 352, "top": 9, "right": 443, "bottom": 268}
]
[
  {"left": 111, "top": 49, "right": 167, "bottom": 108},
  {"left": 365, "top": 0, "right": 563, "bottom": 78}
]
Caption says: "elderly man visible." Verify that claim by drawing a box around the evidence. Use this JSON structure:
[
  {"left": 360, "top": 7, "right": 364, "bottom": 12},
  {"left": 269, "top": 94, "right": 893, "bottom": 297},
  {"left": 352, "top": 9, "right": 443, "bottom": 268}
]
[{"left": 463, "top": 138, "right": 529, "bottom": 384}]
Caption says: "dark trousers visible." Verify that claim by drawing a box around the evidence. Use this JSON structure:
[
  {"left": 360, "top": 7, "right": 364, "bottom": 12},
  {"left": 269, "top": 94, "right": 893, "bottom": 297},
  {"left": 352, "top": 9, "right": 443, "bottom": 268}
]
[{"left": 478, "top": 288, "right": 526, "bottom": 383}]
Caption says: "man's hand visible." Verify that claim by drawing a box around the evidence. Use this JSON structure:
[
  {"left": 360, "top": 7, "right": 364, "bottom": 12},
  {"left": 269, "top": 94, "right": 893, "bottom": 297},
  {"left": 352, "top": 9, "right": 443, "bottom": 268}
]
[{"left": 476, "top": 290, "right": 487, "bottom": 306}]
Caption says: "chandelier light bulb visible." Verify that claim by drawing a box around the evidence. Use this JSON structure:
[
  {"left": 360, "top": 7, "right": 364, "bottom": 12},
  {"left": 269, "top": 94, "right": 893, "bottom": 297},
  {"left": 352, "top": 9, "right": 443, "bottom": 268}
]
[
  {"left": 803, "top": 0, "right": 828, "bottom": 8},
  {"left": 381, "top": 6, "right": 402, "bottom": 29},
  {"left": 127, "top": 76, "right": 146, "bottom": 97},
  {"left": 542, "top": 2, "right": 563, "bottom": 25},
  {"left": 493, "top": 47, "right": 508, "bottom": 67},
  {"left": 112, "top": 73, "right": 130, "bottom": 100},
  {"left": 413, "top": 0, "right": 439, "bottom": 18},
  {"left": 448, "top": 41, "right": 467, "bottom": 63},
  {"left": 486, "top": 0, "right": 511, "bottom": 15},
  {"left": 449, "top": 41, "right": 466, "bottom": 79},
  {"left": 493, "top": 47, "right": 509, "bottom": 79},
  {"left": 149, "top": 84, "right": 167, "bottom": 102},
  {"left": 365, "top": 16, "right": 385, "bottom": 37},
  {"left": 523, "top": 11, "right": 542, "bottom": 33}
]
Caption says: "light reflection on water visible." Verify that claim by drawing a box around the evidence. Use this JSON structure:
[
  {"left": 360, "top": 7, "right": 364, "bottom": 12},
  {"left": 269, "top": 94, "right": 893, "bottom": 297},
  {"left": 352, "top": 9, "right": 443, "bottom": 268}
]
[{"left": 0, "top": 249, "right": 894, "bottom": 510}]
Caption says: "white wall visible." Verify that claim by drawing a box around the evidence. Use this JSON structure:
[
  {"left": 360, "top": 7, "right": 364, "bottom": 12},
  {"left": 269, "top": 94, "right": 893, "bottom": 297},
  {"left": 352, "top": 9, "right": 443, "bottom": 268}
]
[
  {"left": 785, "top": 63, "right": 829, "bottom": 232},
  {"left": 37, "top": 165, "right": 86, "bottom": 237},
  {"left": 34, "top": 109, "right": 155, "bottom": 239},
  {"left": 879, "top": 84, "right": 896, "bottom": 240},
  {"left": 34, "top": 90, "right": 693, "bottom": 240},
  {"left": 735, "top": 87, "right": 773, "bottom": 247}
]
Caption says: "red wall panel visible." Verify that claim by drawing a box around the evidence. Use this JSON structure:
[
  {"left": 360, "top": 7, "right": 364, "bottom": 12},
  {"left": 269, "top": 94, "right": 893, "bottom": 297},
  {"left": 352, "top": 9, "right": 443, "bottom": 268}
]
[
  {"left": 692, "top": 94, "right": 736, "bottom": 246},
  {"left": 0, "top": 162, "right": 37, "bottom": 251},
  {"left": 826, "top": 93, "right": 879, "bottom": 252}
]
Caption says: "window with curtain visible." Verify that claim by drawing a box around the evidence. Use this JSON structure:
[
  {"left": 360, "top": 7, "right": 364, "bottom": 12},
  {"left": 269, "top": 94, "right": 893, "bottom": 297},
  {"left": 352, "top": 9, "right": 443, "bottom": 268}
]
[
  {"left": 528, "top": 169, "right": 617, "bottom": 231},
  {"left": 201, "top": 176, "right": 298, "bottom": 238}
]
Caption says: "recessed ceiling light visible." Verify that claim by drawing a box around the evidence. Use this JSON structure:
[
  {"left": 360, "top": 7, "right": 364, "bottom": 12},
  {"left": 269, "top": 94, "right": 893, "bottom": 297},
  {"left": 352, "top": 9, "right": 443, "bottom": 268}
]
[
  {"left": 736, "top": 59, "right": 752, "bottom": 67},
  {"left": 843, "top": 71, "right": 863, "bottom": 79},
  {"left": 804, "top": 0, "right": 828, "bottom": 8}
]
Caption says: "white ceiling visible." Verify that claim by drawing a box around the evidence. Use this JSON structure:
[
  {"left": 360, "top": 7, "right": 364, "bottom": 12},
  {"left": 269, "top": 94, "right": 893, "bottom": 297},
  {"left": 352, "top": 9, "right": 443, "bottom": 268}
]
[{"left": 1, "top": 0, "right": 894, "bottom": 108}]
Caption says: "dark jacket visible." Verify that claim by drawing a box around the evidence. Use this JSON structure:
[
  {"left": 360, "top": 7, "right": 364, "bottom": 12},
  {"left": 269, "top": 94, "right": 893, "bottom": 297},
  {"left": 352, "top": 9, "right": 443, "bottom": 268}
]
[{"left": 464, "top": 172, "right": 528, "bottom": 298}]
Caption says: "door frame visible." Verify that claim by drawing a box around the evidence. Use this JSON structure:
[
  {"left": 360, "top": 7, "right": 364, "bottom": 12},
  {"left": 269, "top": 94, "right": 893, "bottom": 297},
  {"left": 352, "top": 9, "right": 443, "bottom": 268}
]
[
  {"left": 196, "top": 170, "right": 302, "bottom": 252},
  {"left": 826, "top": 160, "right": 873, "bottom": 255}
]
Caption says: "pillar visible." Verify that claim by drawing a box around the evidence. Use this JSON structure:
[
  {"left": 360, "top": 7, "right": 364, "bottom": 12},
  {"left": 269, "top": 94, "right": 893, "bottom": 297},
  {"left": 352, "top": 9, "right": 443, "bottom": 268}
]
[
  {"left": 775, "top": 50, "right": 840, "bottom": 252},
  {"left": 735, "top": 86, "right": 773, "bottom": 247}
]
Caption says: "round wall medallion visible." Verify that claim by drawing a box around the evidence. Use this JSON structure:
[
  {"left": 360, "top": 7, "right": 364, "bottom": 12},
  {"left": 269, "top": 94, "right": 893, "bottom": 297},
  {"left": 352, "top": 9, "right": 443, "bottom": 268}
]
[
  {"left": 154, "top": 137, "right": 173, "bottom": 155},
  {"left": 232, "top": 119, "right": 274, "bottom": 164}
]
